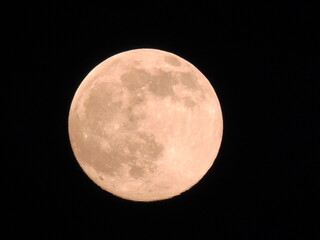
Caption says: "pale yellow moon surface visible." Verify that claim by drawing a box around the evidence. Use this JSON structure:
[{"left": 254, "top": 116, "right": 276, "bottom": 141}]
[{"left": 68, "top": 48, "right": 223, "bottom": 202}]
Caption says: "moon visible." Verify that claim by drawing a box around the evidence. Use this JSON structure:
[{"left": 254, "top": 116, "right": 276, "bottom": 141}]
[{"left": 68, "top": 49, "right": 223, "bottom": 202}]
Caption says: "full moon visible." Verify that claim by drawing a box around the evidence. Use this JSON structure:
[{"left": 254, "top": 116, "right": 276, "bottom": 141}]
[{"left": 68, "top": 49, "right": 223, "bottom": 202}]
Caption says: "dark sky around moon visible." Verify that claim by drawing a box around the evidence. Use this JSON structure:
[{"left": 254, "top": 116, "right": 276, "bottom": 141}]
[{"left": 6, "top": 1, "right": 319, "bottom": 239}]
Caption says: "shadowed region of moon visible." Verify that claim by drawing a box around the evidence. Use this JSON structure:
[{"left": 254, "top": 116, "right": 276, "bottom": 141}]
[{"left": 68, "top": 48, "right": 223, "bottom": 202}]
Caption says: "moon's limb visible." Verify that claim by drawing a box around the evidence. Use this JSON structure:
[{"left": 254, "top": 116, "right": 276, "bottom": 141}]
[{"left": 68, "top": 49, "right": 223, "bottom": 202}]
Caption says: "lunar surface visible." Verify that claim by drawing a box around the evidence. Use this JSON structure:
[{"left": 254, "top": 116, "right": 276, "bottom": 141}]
[{"left": 68, "top": 49, "right": 223, "bottom": 202}]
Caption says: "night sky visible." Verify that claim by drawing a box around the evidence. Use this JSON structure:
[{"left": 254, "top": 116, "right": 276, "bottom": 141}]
[{"left": 6, "top": 1, "right": 319, "bottom": 239}]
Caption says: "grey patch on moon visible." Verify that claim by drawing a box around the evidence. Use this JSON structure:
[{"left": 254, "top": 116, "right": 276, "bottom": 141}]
[
  {"left": 120, "top": 66, "right": 205, "bottom": 111},
  {"left": 135, "top": 132, "right": 164, "bottom": 160},
  {"left": 83, "top": 82, "right": 123, "bottom": 129},
  {"left": 122, "top": 105, "right": 146, "bottom": 131},
  {"left": 121, "top": 68, "right": 150, "bottom": 91},
  {"left": 128, "top": 91, "right": 146, "bottom": 106},
  {"left": 121, "top": 68, "right": 179, "bottom": 98},
  {"left": 179, "top": 72, "right": 201, "bottom": 91},
  {"left": 129, "top": 165, "right": 145, "bottom": 178},
  {"left": 176, "top": 71, "right": 207, "bottom": 105},
  {"left": 183, "top": 96, "right": 197, "bottom": 108},
  {"left": 121, "top": 90, "right": 148, "bottom": 131},
  {"left": 164, "top": 56, "right": 181, "bottom": 66},
  {"left": 99, "top": 132, "right": 164, "bottom": 178},
  {"left": 98, "top": 175, "right": 104, "bottom": 181},
  {"left": 148, "top": 70, "right": 178, "bottom": 97}
]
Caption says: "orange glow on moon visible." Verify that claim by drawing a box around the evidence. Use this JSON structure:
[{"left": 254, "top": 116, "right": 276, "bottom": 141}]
[{"left": 68, "top": 49, "right": 223, "bottom": 202}]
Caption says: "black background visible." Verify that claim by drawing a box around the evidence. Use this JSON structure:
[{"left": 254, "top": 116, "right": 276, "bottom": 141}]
[{"left": 6, "top": 1, "right": 319, "bottom": 239}]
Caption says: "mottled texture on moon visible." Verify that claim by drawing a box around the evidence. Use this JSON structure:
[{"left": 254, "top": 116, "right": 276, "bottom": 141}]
[{"left": 68, "top": 49, "right": 223, "bottom": 202}]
